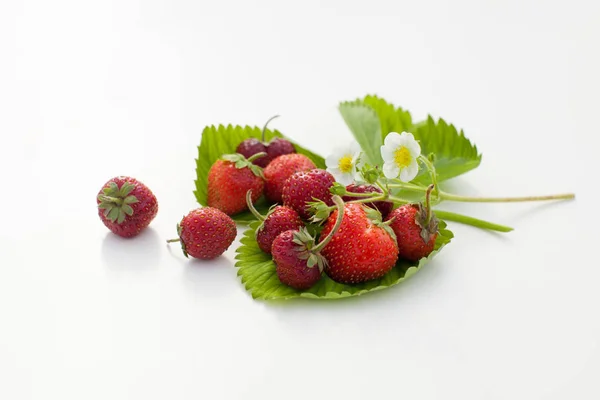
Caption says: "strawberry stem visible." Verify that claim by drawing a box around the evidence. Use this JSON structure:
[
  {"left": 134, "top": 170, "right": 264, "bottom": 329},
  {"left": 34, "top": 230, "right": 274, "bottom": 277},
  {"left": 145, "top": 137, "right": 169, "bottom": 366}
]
[
  {"left": 261, "top": 115, "right": 280, "bottom": 142},
  {"left": 439, "top": 192, "right": 575, "bottom": 203},
  {"left": 424, "top": 184, "right": 434, "bottom": 225},
  {"left": 434, "top": 210, "right": 513, "bottom": 232},
  {"left": 166, "top": 238, "right": 181, "bottom": 243},
  {"left": 245, "top": 190, "right": 265, "bottom": 221},
  {"left": 312, "top": 195, "right": 345, "bottom": 253}
]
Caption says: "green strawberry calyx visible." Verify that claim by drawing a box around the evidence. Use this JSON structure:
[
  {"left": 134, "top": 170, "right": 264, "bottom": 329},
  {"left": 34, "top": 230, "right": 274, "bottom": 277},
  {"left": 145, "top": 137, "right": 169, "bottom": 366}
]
[
  {"left": 221, "top": 153, "right": 266, "bottom": 178},
  {"left": 97, "top": 181, "right": 139, "bottom": 224},
  {"left": 293, "top": 195, "right": 345, "bottom": 272},
  {"left": 415, "top": 184, "right": 439, "bottom": 243},
  {"left": 166, "top": 221, "right": 189, "bottom": 258},
  {"left": 364, "top": 206, "right": 397, "bottom": 243}
]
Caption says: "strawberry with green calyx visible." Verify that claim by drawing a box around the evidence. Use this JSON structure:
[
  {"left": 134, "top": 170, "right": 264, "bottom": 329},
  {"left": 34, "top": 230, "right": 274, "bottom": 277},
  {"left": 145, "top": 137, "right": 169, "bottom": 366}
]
[
  {"left": 263, "top": 153, "right": 317, "bottom": 203},
  {"left": 282, "top": 169, "right": 336, "bottom": 219},
  {"left": 272, "top": 195, "right": 345, "bottom": 290},
  {"left": 96, "top": 176, "right": 158, "bottom": 238},
  {"left": 320, "top": 202, "right": 399, "bottom": 284},
  {"left": 245, "top": 190, "right": 303, "bottom": 254},
  {"left": 207, "top": 152, "right": 265, "bottom": 216},
  {"left": 235, "top": 115, "right": 296, "bottom": 168},
  {"left": 385, "top": 184, "right": 439, "bottom": 262},
  {"left": 167, "top": 207, "right": 237, "bottom": 260}
]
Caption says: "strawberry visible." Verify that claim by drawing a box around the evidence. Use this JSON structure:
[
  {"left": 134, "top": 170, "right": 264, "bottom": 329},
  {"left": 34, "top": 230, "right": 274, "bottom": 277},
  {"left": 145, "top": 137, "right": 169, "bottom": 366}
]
[
  {"left": 266, "top": 137, "right": 296, "bottom": 160},
  {"left": 342, "top": 183, "right": 393, "bottom": 218},
  {"left": 207, "top": 153, "right": 264, "bottom": 215},
  {"left": 235, "top": 116, "right": 295, "bottom": 168},
  {"left": 246, "top": 190, "right": 303, "bottom": 253},
  {"left": 282, "top": 169, "right": 335, "bottom": 219},
  {"left": 320, "top": 203, "right": 399, "bottom": 284},
  {"left": 167, "top": 207, "right": 237, "bottom": 260},
  {"left": 272, "top": 196, "right": 345, "bottom": 290},
  {"left": 263, "top": 153, "right": 316, "bottom": 203},
  {"left": 96, "top": 176, "right": 158, "bottom": 238},
  {"left": 385, "top": 185, "right": 439, "bottom": 262}
]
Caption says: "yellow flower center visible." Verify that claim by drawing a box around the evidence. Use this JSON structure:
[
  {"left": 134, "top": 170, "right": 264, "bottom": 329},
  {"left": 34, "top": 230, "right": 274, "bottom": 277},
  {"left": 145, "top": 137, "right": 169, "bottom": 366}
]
[
  {"left": 338, "top": 155, "right": 353, "bottom": 173},
  {"left": 394, "top": 146, "right": 412, "bottom": 168}
]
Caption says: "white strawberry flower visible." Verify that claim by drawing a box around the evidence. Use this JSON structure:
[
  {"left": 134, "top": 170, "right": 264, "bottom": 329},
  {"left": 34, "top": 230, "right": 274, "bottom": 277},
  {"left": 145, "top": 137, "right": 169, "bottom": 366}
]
[
  {"left": 380, "top": 131, "right": 421, "bottom": 182},
  {"left": 325, "top": 141, "right": 362, "bottom": 186}
]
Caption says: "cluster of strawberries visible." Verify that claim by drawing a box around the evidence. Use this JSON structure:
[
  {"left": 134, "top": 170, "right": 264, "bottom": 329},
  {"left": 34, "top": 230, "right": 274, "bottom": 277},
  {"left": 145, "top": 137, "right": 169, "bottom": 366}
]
[{"left": 96, "top": 133, "right": 439, "bottom": 292}]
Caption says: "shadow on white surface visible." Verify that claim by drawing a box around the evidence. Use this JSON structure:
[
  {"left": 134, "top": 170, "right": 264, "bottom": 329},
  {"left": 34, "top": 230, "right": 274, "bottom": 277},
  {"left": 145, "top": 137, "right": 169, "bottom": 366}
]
[
  {"left": 101, "top": 227, "right": 162, "bottom": 271},
  {"left": 181, "top": 257, "right": 239, "bottom": 299}
]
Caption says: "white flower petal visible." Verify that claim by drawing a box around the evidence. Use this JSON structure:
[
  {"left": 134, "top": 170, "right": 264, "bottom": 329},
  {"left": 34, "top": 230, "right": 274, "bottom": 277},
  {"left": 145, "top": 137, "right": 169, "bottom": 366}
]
[
  {"left": 336, "top": 172, "right": 354, "bottom": 186},
  {"left": 325, "top": 153, "right": 341, "bottom": 169},
  {"left": 349, "top": 141, "right": 362, "bottom": 154},
  {"left": 383, "top": 161, "right": 400, "bottom": 179},
  {"left": 398, "top": 160, "right": 419, "bottom": 182},
  {"left": 384, "top": 132, "right": 403, "bottom": 147},
  {"left": 381, "top": 145, "right": 395, "bottom": 162},
  {"left": 404, "top": 135, "right": 421, "bottom": 157}
]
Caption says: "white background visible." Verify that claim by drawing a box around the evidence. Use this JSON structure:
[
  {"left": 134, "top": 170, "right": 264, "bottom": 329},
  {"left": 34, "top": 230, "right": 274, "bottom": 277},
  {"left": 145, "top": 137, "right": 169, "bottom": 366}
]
[{"left": 1, "top": 1, "right": 598, "bottom": 399}]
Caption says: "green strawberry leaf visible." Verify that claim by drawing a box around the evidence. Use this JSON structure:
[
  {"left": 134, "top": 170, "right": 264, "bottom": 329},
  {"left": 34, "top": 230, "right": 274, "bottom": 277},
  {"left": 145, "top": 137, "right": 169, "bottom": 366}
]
[
  {"left": 234, "top": 220, "right": 453, "bottom": 300},
  {"left": 339, "top": 95, "right": 482, "bottom": 184},
  {"left": 194, "top": 124, "right": 326, "bottom": 224}
]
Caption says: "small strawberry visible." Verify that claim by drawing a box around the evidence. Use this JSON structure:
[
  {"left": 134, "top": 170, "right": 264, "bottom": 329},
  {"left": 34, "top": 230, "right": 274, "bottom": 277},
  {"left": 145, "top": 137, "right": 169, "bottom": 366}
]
[
  {"left": 266, "top": 137, "right": 296, "bottom": 160},
  {"left": 282, "top": 169, "right": 335, "bottom": 219},
  {"left": 246, "top": 190, "right": 303, "bottom": 253},
  {"left": 263, "top": 153, "right": 316, "bottom": 203},
  {"left": 167, "top": 207, "right": 237, "bottom": 260},
  {"left": 207, "top": 153, "right": 265, "bottom": 215},
  {"left": 235, "top": 116, "right": 295, "bottom": 167},
  {"left": 272, "top": 196, "right": 345, "bottom": 290},
  {"left": 386, "top": 185, "right": 438, "bottom": 262},
  {"left": 236, "top": 138, "right": 270, "bottom": 168},
  {"left": 320, "top": 203, "right": 399, "bottom": 284},
  {"left": 342, "top": 183, "right": 393, "bottom": 218},
  {"left": 96, "top": 176, "right": 158, "bottom": 238}
]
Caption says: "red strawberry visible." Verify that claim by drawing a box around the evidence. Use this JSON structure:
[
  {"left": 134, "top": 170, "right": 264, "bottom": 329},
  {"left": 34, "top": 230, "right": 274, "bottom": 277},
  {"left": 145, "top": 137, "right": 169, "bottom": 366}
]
[
  {"left": 282, "top": 169, "right": 335, "bottom": 219},
  {"left": 385, "top": 185, "right": 439, "bottom": 262},
  {"left": 263, "top": 153, "right": 316, "bottom": 203},
  {"left": 272, "top": 196, "right": 346, "bottom": 290},
  {"left": 167, "top": 207, "right": 237, "bottom": 260},
  {"left": 386, "top": 204, "right": 438, "bottom": 262},
  {"left": 320, "top": 203, "right": 399, "bottom": 284},
  {"left": 207, "top": 153, "right": 264, "bottom": 215},
  {"left": 96, "top": 176, "right": 158, "bottom": 238},
  {"left": 272, "top": 230, "right": 323, "bottom": 290},
  {"left": 246, "top": 190, "right": 303, "bottom": 253},
  {"left": 342, "top": 184, "right": 393, "bottom": 218}
]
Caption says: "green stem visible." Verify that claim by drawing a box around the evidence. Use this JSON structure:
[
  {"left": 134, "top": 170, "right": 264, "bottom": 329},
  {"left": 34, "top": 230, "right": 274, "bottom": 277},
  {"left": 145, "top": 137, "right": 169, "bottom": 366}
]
[
  {"left": 313, "top": 196, "right": 345, "bottom": 252},
  {"left": 418, "top": 155, "right": 439, "bottom": 197},
  {"left": 388, "top": 182, "right": 428, "bottom": 192},
  {"left": 261, "top": 115, "right": 280, "bottom": 142},
  {"left": 245, "top": 190, "right": 265, "bottom": 221},
  {"left": 166, "top": 238, "right": 181, "bottom": 243},
  {"left": 433, "top": 210, "right": 513, "bottom": 232},
  {"left": 343, "top": 190, "right": 379, "bottom": 198},
  {"left": 424, "top": 184, "right": 434, "bottom": 225},
  {"left": 387, "top": 195, "right": 415, "bottom": 205},
  {"left": 439, "top": 191, "right": 575, "bottom": 203}
]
